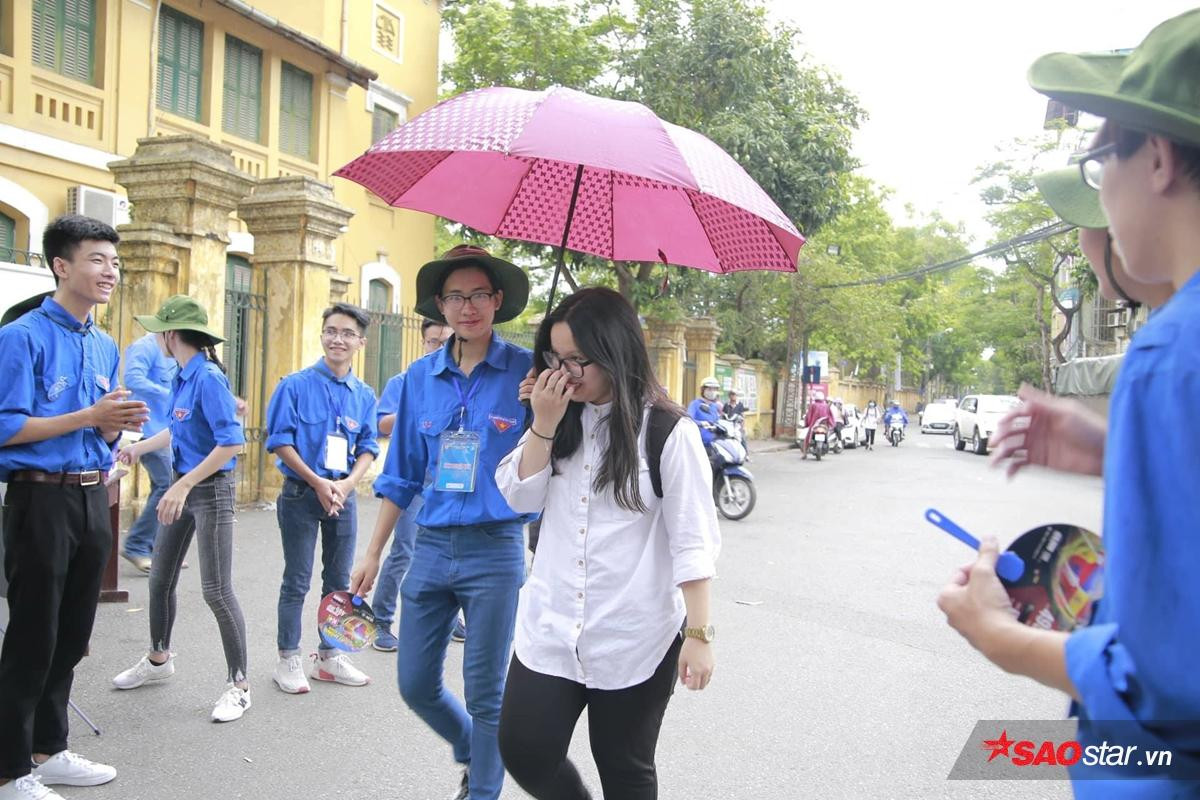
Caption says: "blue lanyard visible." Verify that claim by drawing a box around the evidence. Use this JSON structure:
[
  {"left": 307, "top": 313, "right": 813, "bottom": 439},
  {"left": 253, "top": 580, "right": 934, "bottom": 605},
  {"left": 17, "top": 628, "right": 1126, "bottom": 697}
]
[{"left": 452, "top": 370, "right": 484, "bottom": 430}]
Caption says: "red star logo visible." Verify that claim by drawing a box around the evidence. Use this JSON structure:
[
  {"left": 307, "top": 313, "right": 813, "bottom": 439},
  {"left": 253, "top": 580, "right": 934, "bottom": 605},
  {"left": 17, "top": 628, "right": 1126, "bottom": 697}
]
[{"left": 982, "top": 730, "right": 1016, "bottom": 762}]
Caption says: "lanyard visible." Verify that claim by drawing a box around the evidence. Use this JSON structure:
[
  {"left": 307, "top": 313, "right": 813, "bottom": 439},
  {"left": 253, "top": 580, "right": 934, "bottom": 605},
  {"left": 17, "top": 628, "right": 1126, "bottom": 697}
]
[
  {"left": 323, "top": 378, "right": 347, "bottom": 430},
  {"left": 452, "top": 371, "right": 484, "bottom": 431}
]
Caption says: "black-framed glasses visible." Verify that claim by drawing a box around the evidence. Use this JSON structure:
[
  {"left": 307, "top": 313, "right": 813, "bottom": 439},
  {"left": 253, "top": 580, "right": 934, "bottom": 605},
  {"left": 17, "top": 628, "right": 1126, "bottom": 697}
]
[
  {"left": 543, "top": 351, "right": 593, "bottom": 378},
  {"left": 1079, "top": 141, "right": 1119, "bottom": 190},
  {"left": 439, "top": 291, "right": 496, "bottom": 311},
  {"left": 321, "top": 327, "right": 362, "bottom": 342}
]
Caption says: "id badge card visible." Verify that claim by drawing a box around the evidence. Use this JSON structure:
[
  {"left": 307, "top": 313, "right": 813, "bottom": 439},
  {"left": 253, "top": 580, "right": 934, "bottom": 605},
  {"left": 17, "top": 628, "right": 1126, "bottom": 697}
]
[
  {"left": 325, "top": 434, "right": 350, "bottom": 474},
  {"left": 435, "top": 430, "right": 480, "bottom": 493}
]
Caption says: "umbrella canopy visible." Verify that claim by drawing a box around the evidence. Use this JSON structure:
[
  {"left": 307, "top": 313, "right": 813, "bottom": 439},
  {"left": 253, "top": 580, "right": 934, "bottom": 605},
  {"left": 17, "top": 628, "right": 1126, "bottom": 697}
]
[{"left": 335, "top": 86, "right": 804, "bottom": 277}]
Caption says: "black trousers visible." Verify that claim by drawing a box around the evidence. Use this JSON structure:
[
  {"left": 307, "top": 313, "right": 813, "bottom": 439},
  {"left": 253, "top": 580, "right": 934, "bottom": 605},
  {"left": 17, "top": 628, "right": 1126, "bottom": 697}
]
[
  {"left": 498, "top": 634, "right": 683, "bottom": 800},
  {"left": 0, "top": 481, "right": 111, "bottom": 779}
]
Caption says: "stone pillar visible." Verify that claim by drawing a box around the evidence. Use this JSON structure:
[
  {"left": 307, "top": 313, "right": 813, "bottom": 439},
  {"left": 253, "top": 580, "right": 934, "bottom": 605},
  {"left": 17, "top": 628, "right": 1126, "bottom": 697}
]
[
  {"left": 645, "top": 318, "right": 686, "bottom": 403},
  {"left": 109, "top": 135, "right": 256, "bottom": 346},
  {"left": 684, "top": 317, "right": 721, "bottom": 383},
  {"left": 745, "top": 357, "right": 770, "bottom": 438},
  {"left": 239, "top": 175, "right": 354, "bottom": 419}
]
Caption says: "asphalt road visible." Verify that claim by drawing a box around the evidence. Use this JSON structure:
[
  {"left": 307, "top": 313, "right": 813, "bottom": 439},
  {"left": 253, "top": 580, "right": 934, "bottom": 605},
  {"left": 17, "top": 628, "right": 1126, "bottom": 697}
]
[{"left": 43, "top": 432, "right": 1103, "bottom": 799}]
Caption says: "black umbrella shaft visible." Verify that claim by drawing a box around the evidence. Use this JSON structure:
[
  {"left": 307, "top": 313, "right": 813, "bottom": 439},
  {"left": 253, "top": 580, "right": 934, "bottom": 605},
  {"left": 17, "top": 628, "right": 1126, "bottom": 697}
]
[{"left": 547, "top": 163, "right": 585, "bottom": 313}]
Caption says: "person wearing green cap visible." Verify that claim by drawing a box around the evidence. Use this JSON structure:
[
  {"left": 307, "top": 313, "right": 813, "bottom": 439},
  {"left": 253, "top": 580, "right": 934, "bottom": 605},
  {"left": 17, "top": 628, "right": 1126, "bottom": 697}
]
[
  {"left": 989, "top": 138, "right": 1175, "bottom": 478},
  {"left": 939, "top": 10, "right": 1200, "bottom": 793},
  {"left": 111, "top": 295, "right": 252, "bottom": 724},
  {"left": 349, "top": 244, "right": 533, "bottom": 800}
]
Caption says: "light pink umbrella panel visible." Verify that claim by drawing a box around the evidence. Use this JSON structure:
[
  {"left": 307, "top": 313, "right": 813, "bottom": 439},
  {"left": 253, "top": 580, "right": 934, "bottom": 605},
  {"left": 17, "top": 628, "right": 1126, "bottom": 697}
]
[{"left": 335, "top": 86, "right": 804, "bottom": 287}]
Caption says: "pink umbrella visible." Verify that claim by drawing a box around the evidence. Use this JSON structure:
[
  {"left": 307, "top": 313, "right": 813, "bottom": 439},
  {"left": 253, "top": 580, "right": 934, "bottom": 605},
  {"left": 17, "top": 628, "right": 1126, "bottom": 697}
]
[{"left": 334, "top": 85, "right": 804, "bottom": 307}]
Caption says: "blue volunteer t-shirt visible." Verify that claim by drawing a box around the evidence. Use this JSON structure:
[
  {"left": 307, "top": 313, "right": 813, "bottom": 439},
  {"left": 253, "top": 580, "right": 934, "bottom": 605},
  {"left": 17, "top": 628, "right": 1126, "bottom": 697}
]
[{"left": 169, "top": 352, "right": 244, "bottom": 474}]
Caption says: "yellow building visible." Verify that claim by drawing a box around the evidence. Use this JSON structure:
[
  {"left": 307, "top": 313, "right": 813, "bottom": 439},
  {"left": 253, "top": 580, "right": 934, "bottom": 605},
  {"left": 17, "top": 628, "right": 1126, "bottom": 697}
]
[{"left": 0, "top": 0, "right": 442, "bottom": 500}]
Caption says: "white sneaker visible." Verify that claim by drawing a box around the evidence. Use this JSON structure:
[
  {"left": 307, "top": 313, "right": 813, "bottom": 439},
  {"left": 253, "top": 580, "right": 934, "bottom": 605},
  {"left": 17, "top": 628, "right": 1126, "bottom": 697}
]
[
  {"left": 272, "top": 654, "right": 311, "bottom": 694},
  {"left": 112, "top": 654, "right": 174, "bottom": 689},
  {"left": 31, "top": 750, "right": 116, "bottom": 786},
  {"left": 211, "top": 684, "right": 251, "bottom": 722},
  {"left": 0, "top": 776, "right": 64, "bottom": 799},
  {"left": 309, "top": 652, "right": 370, "bottom": 686}
]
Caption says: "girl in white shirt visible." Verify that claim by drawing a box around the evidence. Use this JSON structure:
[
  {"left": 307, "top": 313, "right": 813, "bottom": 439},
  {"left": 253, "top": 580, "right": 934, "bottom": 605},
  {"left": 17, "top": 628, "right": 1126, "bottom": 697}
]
[{"left": 495, "top": 287, "right": 720, "bottom": 800}]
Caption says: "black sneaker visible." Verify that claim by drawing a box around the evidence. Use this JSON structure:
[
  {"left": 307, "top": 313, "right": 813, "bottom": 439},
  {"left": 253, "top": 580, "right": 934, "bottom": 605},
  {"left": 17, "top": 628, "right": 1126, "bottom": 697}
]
[{"left": 449, "top": 767, "right": 468, "bottom": 800}]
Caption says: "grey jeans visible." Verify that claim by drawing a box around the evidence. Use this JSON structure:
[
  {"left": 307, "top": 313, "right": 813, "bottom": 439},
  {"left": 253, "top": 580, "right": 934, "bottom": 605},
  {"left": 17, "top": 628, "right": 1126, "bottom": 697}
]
[{"left": 148, "top": 472, "right": 248, "bottom": 684}]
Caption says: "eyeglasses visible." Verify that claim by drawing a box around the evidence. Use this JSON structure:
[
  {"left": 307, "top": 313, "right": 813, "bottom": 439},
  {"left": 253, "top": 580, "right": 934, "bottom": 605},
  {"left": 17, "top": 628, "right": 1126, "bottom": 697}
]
[
  {"left": 439, "top": 291, "right": 496, "bottom": 311},
  {"left": 322, "top": 327, "right": 362, "bottom": 342},
  {"left": 543, "top": 351, "right": 593, "bottom": 378},
  {"left": 1079, "top": 141, "right": 1119, "bottom": 190},
  {"left": 423, "top": 337, "right": 445, "bottom": 348}
]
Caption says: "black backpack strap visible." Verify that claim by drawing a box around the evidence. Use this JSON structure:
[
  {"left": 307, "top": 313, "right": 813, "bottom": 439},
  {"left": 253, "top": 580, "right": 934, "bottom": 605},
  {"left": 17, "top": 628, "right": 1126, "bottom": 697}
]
[{"left": 647, "top": 406, "right": 681, "bottom": 499}]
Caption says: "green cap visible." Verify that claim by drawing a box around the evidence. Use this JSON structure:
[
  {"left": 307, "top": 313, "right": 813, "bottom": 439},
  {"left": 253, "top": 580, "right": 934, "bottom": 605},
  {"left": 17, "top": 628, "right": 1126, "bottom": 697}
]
[
  {"left": 1029, "top": 10, "right": 1200, "bottom": 147},
  {"left": 134, "top": 294, "right": 224, "bottom": 342},
  {"left": 1033, "top": 167, "right": 1107, "bottom": 229}
]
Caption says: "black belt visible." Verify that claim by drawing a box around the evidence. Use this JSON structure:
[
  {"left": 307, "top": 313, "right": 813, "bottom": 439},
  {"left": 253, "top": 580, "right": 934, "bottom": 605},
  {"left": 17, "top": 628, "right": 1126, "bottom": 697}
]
[
  {"left": 174, "top": 470, "right": 233, "bottom": 485},
  {"left": 9, "top": 469, "right": 106, "bottom": 487}
]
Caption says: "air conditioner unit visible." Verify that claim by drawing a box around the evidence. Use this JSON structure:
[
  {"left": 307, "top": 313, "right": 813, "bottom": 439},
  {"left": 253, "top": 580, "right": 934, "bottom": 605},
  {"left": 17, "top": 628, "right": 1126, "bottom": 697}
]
[
  {"left": 1106, "top": 310, "right": 1128, "bottom": 328},
  {"left": 67, "top": 186, "right": 130, "bottom": 228}
]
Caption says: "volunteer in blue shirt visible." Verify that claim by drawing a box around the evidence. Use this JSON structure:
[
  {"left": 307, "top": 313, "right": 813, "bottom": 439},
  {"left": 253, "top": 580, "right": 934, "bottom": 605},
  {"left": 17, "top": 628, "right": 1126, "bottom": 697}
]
[
  {"left": 371, "top": 318, "right": 452, "bottom": 653},
  {"left": 350, "top": 245, "right": 531, "bottom": 800},
  {"left": 940, "top": 13, "right": 1200, "bottom": 795},
  {"left": 265, "top": 302, "right": 380, "bottom": 695},
  {"left": 0, "top": 216, "right": 148, "bottom": 800},
  {"left": 120, "top": 330, "right": 179, "bottom": 572},
  {"left": 112, "top": 295, "right": 251, "bottom": 724}
]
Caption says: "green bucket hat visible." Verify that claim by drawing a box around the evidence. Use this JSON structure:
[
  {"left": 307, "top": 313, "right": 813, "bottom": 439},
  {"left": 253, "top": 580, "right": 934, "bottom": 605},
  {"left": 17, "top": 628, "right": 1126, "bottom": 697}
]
[
  {"left": 134, "top": 294, "right": 224, "bottom": 342},
  {"left": 1028, "top": 9, "right": 1200, "bottom": 147},
  {"left": 1034, "top": 167, "right": 1107, "bottom": 229},
  {"left": 415, "top": 245, "right": 530, "bottom": 325}
]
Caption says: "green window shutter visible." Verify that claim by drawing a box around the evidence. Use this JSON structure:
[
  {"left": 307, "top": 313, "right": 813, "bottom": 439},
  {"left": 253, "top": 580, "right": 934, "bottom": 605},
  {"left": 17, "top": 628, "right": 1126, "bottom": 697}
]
[
  {"left": 32, "top": 0, "right": 58, "bottom": 72},
  {"left": 222, "top": 36, "right": 261, "bottom": 142},
  {"left": 0, "top": 212, "right": 15, "bottom": 262},
  {"left": 157, "top": 6, "right": 203, "bottom": 121},
  {"left": 371, "top": 106, "right": 398, "bottom": 145},
  {"left": 279, "top": 62, "right": 313, "bottom": 160},
  {"left": 32, "top": 0, "right": 95, "bottom": 83}
]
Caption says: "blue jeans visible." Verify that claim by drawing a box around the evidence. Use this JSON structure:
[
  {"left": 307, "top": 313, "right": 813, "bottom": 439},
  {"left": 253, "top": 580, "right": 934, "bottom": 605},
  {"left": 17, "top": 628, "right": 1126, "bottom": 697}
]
[
  {"left": 371, "top": 493, "right": 422, "bottom": 629},
  {"left": 275, "top": 478, "right": 357, "bottom": 656},
  {"left": 397, "top": 522, "right": 525, "bottom": 800},
  {"left": 124, "top": 445, "right": 173, "bottom": 558}
]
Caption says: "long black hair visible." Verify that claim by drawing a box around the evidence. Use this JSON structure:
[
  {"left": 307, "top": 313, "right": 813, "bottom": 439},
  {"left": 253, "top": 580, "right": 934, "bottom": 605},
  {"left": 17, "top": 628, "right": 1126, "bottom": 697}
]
[{"left": 534, "top": 287, "right": 682, "bottom": 513}]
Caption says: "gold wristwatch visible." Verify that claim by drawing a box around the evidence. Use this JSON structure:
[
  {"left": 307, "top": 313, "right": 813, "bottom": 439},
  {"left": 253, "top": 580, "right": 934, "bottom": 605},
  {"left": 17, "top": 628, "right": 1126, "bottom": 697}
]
[{"left": 683, "top": 624, "right": 716, "bottom": 643}]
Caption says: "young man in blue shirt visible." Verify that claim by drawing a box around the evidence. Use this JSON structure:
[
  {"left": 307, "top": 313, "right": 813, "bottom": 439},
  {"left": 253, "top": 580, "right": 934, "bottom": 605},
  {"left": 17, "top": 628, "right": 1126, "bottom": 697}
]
[
  {"left": 119, "top": 330, "right": 179, "bottom": 572},
  {"left": 940, "top": 12, "right": 1200, "bottom": 795},
  {"left": 371, "top": 318, "right": 452, "bottom": 652},
  {"left": 0, "top": 216, "right": 149, "bottom": 800},
  {"left": 350, "top": 245, "right": 531, "bottom": 800},
  {"left": 266, "top": 302, "right": 380, "bottom": 695}
]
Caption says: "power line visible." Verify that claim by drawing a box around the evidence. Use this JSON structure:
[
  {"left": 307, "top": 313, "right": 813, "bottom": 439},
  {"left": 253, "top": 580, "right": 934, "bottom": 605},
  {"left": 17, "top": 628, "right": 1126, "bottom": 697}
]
[{"left": 815, "top": 220, "right": 1077, "bottom": 289}]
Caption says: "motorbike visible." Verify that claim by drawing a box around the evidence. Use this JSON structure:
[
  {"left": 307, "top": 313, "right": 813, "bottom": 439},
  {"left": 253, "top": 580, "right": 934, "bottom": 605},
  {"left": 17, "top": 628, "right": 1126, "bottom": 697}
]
[
  {"left": 708, "top": 418, "right": 756, "bottom": 520},
  {"left": 888, "top": 419, "right": 905, "bottom": 447},
  {"left": 808, "top": 421, "right": 832, "bottom": 461}
]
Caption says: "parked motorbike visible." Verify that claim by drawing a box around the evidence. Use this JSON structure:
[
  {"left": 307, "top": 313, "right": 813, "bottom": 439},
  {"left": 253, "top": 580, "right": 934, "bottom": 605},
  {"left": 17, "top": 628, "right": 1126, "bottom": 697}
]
[
  {"left": 708, "top": 418, "right": 756, "bottom": 520},
  {"left": 888, "top": 419, "right": 905, "bottom": 447}
]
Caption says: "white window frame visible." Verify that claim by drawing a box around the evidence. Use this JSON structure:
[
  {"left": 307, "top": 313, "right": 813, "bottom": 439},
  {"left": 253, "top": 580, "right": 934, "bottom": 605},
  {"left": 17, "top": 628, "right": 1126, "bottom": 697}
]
[{"left": 360, "top": 260, "right": 402, "bottom": 314}]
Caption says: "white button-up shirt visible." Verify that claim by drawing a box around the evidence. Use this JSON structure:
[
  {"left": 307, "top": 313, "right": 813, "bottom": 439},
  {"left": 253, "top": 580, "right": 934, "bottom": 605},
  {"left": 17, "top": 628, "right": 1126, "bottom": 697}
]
[{"left": 496, "top": 402, "right": 720, "bottom": 690}]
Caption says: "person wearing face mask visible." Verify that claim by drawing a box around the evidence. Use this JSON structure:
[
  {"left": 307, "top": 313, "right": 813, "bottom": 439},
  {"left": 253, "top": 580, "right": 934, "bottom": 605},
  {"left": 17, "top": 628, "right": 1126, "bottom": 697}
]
[
  {"left": 861, "top": 399, "right": 881, "bottom": 450},
  {"left": 688, "top": 377, "right": 724, "bottom": 477}
]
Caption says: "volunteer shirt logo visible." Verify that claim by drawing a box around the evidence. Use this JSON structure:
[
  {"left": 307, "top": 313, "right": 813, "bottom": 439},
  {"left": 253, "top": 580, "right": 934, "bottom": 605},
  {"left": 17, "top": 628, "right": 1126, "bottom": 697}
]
[
  {"left": 173, "top": 408, "right": 191, "bottom": 421},
  {"left": 489, "top": 414, "right": 518, "bottom": 434},
  {"left": 343, "top": 416, "right": 360, "bottom": 431},
  {"left": 47, "top": 376, "right": 70, "bottom": 401},
  {"left": 96, "top": 375, "right": 110, "bottom": 391}
]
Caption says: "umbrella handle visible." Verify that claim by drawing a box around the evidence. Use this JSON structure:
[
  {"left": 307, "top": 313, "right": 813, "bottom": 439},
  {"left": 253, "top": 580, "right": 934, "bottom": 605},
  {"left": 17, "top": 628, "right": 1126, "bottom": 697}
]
[{"left": 546, "top": 164, "right": 585, "bottom": 312}]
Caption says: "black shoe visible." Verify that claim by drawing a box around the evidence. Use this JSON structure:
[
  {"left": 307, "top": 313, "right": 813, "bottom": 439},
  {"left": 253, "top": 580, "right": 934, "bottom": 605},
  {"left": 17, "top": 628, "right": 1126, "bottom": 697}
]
[{"left": 450, "top": 767, "right": 469, "bottom": 800}]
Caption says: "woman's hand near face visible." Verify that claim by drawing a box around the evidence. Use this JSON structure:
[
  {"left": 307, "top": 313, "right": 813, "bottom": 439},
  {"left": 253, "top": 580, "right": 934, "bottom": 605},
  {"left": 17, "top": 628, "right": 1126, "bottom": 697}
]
[{"left": 530, "top": 367, "right": 575, "bottom": 437}]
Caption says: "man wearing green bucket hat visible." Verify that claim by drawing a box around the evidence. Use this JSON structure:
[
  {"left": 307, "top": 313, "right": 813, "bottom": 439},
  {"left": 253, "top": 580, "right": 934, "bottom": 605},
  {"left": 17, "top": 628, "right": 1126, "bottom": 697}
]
[
  {"left": 350, "top": 244, "right": 533, "bottom": 800},
  {"left": 940, "top": 10, "right": 1200, "bottom": 793}
]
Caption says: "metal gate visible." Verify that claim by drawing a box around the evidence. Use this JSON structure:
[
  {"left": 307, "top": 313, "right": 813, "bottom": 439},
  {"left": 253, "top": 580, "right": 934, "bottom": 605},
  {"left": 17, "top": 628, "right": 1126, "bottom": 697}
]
[{"left": 224, "top": 257, "right": 268, "bottom": 504}]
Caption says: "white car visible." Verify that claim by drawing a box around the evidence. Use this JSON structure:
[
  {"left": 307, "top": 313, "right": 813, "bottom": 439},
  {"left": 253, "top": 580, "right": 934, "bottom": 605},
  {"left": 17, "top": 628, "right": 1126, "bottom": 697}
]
[
  {"left": 953, "top": 394, "right": 1020, "bottom": 454},
  {"left": 919, "top": 400, "right": 957, "bottom": 434}
]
